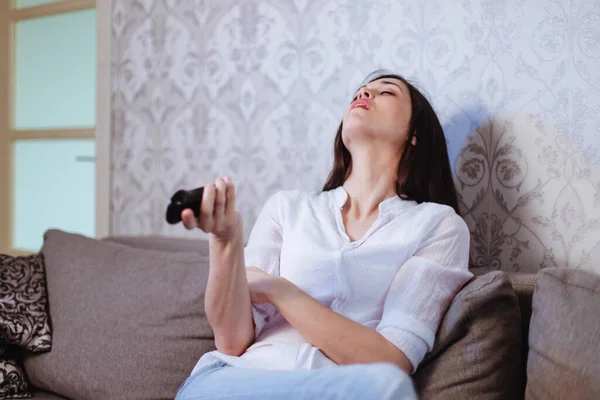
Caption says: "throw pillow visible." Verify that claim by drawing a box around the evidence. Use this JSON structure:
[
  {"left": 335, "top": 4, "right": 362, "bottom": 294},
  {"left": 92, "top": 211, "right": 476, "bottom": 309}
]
[
  {"left": 0, "top": 253, "right": 51, "bottom": 352},
  {"left": 526, "top": 268, "right": 600, "bottom": 400},
  {"left": 0, "top": 253, "right": 52, "bottom": 399},
  {"left": 413, "top": 271, "right": 524, "bottom": 399},
  {"left": 0, "top": 346, "right": 31, "bottom": 399},
  {"left": 23, "top": 230, "right": 216, "bottom": 400}
]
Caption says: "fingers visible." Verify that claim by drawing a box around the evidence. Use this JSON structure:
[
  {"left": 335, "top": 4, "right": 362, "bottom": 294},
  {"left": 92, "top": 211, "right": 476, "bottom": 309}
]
[
  {"left": 224, "top": 176, "right": 236, "bottom": 217},
  {"left": 199, "top": 183, "right": 216, "bottom": 232},
  {"left": 180, "top": 176, "right": 236, "bottom": 234},
  {"left": 213, "top": 177, "right": 227, "bottom": 227},
  {"left": 181, "top": 209, "right": 197, "bottom": 230}
]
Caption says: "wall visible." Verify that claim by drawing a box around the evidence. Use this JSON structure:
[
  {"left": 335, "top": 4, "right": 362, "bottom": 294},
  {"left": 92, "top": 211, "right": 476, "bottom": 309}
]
[{"left": 111, "top": 0, "right": 600, "bottom": 274}]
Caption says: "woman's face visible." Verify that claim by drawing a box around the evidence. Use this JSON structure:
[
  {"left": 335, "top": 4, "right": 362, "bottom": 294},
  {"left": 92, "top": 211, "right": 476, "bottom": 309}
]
[{"left": 342, "top": 77, "right": 413, "bottom": 152}]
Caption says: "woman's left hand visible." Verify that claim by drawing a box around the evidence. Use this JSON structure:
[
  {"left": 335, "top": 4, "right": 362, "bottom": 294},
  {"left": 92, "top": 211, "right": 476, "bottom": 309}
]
[{"left": 246, "top": 267, "right": 285, "bottom": 304}]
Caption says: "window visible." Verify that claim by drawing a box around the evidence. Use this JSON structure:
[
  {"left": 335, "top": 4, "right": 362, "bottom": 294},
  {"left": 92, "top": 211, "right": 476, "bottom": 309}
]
[{"left": 0, "top": 0, "right": 110, "bottom": 255}]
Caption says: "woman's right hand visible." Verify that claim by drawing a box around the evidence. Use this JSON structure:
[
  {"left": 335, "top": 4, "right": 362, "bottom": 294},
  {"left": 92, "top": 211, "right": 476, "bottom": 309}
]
[{"left": 181, "top": 176, "right": 242, "bottom": 241}]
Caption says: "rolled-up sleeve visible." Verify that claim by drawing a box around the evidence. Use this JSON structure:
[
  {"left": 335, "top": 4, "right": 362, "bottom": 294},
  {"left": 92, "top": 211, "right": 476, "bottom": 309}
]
[
  {"left": 376, "top": 212, "right": 473, "bottom": 373},
  {"left": 244, "top": 192, "right": 283, "bottom": 339}
]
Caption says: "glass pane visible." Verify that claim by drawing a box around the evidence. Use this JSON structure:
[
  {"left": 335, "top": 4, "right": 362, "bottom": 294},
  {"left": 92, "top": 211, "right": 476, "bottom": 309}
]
[
  {"left": 12, "top": 139, "right": 96, "bottom": 252},
  {"left": 14, "top": 9, "right": 96, "bottom": 130},
  {"left": 15, "top": 0, "right": 62, "bottom": 9}
]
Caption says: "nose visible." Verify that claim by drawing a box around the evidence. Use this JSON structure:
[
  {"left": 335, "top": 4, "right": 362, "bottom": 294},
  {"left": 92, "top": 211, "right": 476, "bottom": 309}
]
[{"left": 356, "top": 86, "right": 372, "bottom": 100}]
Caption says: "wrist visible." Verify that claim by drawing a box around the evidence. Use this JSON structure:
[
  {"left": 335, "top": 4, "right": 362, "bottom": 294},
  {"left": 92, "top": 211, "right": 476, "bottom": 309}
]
[
  {"left": 208, "top": 226, "right": 244, "bottom": 268},
  {"left": 210, "top": 217, "right": 243, "bottom": 248},
  {"left": 210, "top": 212, "right": 244, "bottom": 244},
  {"left": 268, "top": 278, "right": 297, "bottom": 307}
]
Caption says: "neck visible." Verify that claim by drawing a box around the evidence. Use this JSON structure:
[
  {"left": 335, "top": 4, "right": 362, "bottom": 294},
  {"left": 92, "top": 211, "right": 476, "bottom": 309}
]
[{"left": 342, "top": 148, "right": 400, "bottom": 219}]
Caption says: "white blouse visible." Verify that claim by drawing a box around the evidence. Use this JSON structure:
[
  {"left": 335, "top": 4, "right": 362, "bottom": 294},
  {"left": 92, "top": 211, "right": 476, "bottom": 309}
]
[{"left": 191, "top": 186, "right": 473, "bottom": 376}]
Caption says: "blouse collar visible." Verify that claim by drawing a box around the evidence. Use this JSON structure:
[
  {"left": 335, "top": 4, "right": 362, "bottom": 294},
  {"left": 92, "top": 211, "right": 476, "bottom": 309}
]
[{"left": 331, "top": 186, "right": 418, "bottom": 215}]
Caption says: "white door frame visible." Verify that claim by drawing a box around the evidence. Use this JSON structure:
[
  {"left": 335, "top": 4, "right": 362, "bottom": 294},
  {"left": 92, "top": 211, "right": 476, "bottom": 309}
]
[{"left": 95, "top": 0, "right": 111, "bottom": 239}]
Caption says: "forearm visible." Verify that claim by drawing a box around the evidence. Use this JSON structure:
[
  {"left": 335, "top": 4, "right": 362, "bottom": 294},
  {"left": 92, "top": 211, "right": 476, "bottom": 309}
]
[
  {"left": 204, "top": 229, "right": 254, "bottom": 356},
  {"left": 271, "top": 281, "right": 412, "bottom": 374}
]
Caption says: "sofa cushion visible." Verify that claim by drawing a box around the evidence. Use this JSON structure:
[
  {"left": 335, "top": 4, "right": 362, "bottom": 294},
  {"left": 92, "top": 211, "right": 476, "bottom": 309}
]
[
  {"left": 506, "top": 272, "right": 536, "bottom": 389},
  {"left": 413, "top": 271, "right": 523, "bottom": 400},
  {"left": 526, "top": 268, "right": 600, "bottom": 400},
  {"left": 23, "top": 230, "right": 216, "bottom": 400}
]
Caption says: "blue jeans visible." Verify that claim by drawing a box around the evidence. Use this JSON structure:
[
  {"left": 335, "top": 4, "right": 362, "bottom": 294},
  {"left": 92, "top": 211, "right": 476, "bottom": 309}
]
[{"left": 175, "top": 361, "right": 417, "bottom": 400}]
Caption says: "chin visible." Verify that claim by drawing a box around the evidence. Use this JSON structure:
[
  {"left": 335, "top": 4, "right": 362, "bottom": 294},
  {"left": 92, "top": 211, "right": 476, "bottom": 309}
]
[
  {"left": 343, "top": 116, "right": 368, "bottom": 132},
  {"left": 342, "top": 126, "right": 377, "bottom": 147}
]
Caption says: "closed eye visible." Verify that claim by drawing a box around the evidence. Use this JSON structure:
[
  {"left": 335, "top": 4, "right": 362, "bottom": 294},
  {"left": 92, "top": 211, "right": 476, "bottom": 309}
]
[{"left": 381, "top": 91, "right": 394, "bottom": 95}]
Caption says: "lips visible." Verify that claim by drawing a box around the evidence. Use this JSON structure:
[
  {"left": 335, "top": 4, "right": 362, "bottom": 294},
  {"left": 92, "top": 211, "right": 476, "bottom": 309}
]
[{"left": 351, "top": 99, "right": 371, "bottom": 110}]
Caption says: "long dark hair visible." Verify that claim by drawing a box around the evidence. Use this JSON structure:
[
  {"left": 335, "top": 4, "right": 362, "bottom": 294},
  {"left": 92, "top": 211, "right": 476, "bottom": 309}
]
[{"left": 322, "top": 73, "right": 460, "bottom": 214}]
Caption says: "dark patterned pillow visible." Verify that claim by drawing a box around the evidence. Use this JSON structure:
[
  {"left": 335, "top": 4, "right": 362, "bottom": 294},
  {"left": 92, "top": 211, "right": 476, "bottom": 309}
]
[
  {"left": 0, "top": 346, "right": 32, "bottom": 399},
  {"left": 0, "top": 254, "right": 51, "bottom": 352}
]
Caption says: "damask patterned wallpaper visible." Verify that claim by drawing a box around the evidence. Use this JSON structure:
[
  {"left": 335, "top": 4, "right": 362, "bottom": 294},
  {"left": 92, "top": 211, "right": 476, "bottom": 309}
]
[{"left": 111, "top": 0, "right": 600, "bottom": 274}]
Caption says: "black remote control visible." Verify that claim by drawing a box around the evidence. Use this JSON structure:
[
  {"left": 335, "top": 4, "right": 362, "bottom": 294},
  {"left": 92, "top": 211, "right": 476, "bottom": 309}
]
[{"left": 166, "top": 187, "right": 204, "bottom": 224}]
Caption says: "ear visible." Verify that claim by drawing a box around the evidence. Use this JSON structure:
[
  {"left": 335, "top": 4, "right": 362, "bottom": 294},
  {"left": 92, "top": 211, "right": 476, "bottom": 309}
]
[{"left": 411, "top": 135, "right": 417, "bottom": 146}]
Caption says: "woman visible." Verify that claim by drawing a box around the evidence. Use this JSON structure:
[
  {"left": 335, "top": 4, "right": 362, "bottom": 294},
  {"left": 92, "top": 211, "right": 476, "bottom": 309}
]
[{"left": 175, "top": 70, "right": 473, "bottom": 400}]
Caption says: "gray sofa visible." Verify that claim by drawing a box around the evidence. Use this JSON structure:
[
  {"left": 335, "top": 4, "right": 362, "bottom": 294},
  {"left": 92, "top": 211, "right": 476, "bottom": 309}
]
[{"left": 22, "top": 230, "right": 600, "bottom": 400}]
